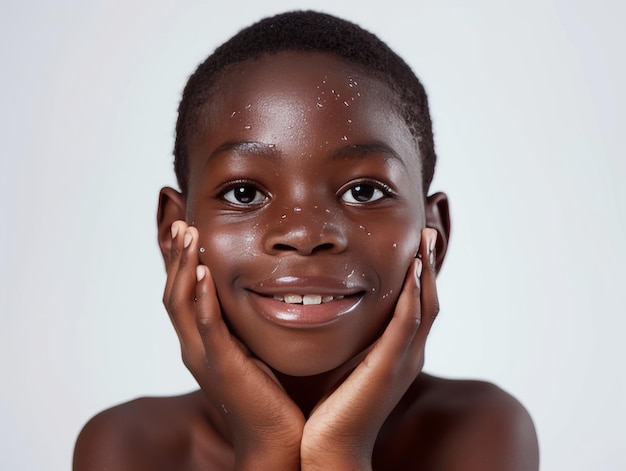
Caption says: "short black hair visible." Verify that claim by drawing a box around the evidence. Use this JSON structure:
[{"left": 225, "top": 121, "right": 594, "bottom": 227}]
[{"left": 174, "top": 10, "right": 436, "bottom": 194}]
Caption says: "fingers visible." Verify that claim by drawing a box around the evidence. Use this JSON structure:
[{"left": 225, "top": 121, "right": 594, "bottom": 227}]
[
  {"left": 163, "top": 220, "right": 187, "bottom": 304},
  {"left": 365, "top": 227, "right": 439, "bottom": 370},
  {"left": 414, "top": 228, "right": 440, "bottom": 338},
  {"left": 162, "top": 221, "right": 206, "bottom": 367},
  {"left": 409, "top": 228, "right": 439, "bottom": 359},
  {"left": 195, "top": 265, "right": 239, "bottom": 372},
  {"left": 370, "top": 258, "right": 422, "bottom": 363}
]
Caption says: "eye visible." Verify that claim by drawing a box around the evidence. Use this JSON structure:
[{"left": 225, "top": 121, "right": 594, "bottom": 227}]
[
  {"left": 340, "top": 183, "right": 386, "bottom": 204},
  {"left": 221, "top": 184, "right": 267, "bottom": 205}
]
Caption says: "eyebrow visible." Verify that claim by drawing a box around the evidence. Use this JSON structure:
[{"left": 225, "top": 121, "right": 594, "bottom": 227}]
[
  {"left": 329, "top": 142, "right": 406, "bottom": 168},
  {"left": 205, "top": 140, "right": 407, "bottom": 168},
  {"left": 207, "top": 141, "right": 277, "bottom": 160}
]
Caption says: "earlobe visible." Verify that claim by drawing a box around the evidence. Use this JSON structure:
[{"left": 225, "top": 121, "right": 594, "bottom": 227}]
[
  {"left": 157, "top": 187, "right": 186, "bottom": 267},
  {"left": 425, "top": 192, "right": 451, "bottom": 274}
]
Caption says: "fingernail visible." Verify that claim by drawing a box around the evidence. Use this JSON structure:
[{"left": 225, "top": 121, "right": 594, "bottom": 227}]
[
  {"left": 184, "top": 230, "right": 193, "bottom": 248},
  {"left": 427, "top": 230, "right": 437, "bottom": 266},
  {"left": 196, "top": 266, "right": 206, "bottom": 282},
  {"left": 415, "top": 259, "right": 422, "bottom": 288},
  {"left": 171, "top": 222, "right": 179, "bottom": 239}
]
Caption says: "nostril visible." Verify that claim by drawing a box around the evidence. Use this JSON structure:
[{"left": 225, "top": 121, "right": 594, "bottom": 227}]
[
  {"left": 311, "top": 243, "right": 334, "bottom": 254},
  {"left": 273, "top": 243, "right": 298, "bottom": 251},
  {"left": 272, "top": 242, "right": 335, "bottom": 254}
]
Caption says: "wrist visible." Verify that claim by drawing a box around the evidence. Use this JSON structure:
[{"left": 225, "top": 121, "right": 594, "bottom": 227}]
[
  {"left": 235, "top": 448, "right": 300, "bottom": 471},
  {"left": 301, "top": 440, "right": 372, "bottom": 471},
  {"left": 235, "top": 433, "right": 302, "bottom": 471}
]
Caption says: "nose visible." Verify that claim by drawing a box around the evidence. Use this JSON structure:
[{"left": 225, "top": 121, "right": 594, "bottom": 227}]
[{"left": 262, "top": 207, "right": 348, "bottom": 256}]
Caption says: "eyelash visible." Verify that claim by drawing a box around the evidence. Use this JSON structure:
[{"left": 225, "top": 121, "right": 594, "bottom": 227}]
[
  {"left": 339, "top": 180, "right": 396, "bottom": 205},
  {"left": 218, "top": 179, "right": 395, "bottom": 207},
  {"left": 218, "top": 180, "right": 269, "bottom": 207}
]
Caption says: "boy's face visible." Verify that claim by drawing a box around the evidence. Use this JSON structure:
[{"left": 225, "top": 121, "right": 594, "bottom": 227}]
[{"left": 184, "top": 52, "right": 425, "bottom": 376}]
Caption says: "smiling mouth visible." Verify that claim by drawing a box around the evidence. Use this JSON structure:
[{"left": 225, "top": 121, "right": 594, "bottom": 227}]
[
  {"left": 249, "top": 290, "right": 364, "bottom": 327},
  {"left": 272, "top": 294, "right": 345, "bottom": 305}
]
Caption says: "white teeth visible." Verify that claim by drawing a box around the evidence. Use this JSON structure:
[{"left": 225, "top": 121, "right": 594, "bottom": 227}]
[
  {"left": 273, "top": 294, "right": 344, "bottom": 304},
  {"left": 284, "top": 294, "right": 303, "bottom": 304},
  {"left": 303, "top": 294, "right": 322, "bottom": 305}
]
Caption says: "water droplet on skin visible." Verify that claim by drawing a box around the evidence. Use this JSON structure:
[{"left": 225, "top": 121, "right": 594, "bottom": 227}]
[
  {"left": 221, "top": 404, "right": 228, "bottom": 414},
  {"left": 281, "top": 214, "right": 287, "bottom": 219},
  {"left": 392, "top": 243, "right": 397, "bottom": 249},
  {"left": 199, "top": 247, "right": 206, "bottom": 253},
  {"left": 371, "top": 288, "right": 376, "bottom": 292},
  {"left": 367, "top": 232, "right": 371, "bottom": 236},
  {"left": 358, "top": 225, "right": 365, "bottom": 230},
  {"left": 343, "top": 101, "right": 350, "bottom": 107},
  {"left": 268, "top": 143, "right": 275, "bottom": 148},
  {"left": 271, "top": 259, "right": 283, "bottom": 274},
  {"left": 347, "top": 119, "right": 352, "bottom": 124},
  {"left": 230, "top": 111, "right": 236, "bottom": 118},
  {"left": 294, "top": 207, "right": 302, "bottom": 212},
  {"left": 316, "top": 102, "right": 323, "bottom": 108},
  {"left": 244, "top": 125, "right": 251, "bottom": 130},
  {"left": 357, "top": 92, "right": 361, "bottom": 97},
  {"left": 325, "top": 209, "right": 331, "bottom": 214},
  {"left": 341, "top": 135, "right": 348, "bottom": 141},
  {"left": 245, "top": 103, "right": 252, "bottom": 109}
]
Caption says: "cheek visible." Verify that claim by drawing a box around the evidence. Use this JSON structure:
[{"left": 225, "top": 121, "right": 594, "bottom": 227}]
[
  {"left": 195, "top": 223, "right": 258, "bottom": 282},
  {"left": 365, "top": 219, "right": 421, "bottom": 295}
]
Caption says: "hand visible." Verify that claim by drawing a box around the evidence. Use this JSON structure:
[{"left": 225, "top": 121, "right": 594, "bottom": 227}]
[
  {"left": 163, "top": 221, "right": 304, "bottom": 470},
  {"left": 300, "top": 228, "right": 440, "bottom": 470}
]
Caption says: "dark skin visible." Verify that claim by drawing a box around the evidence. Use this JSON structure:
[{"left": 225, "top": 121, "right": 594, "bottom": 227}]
[{"left": 74, "top": 52, "right": 539, "bottom": 470}]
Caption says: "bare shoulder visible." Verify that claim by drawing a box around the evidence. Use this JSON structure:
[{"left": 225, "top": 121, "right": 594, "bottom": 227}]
[
  {"left": 73, "top": 390, "right": 233, "bottom": 471},
  {"left": 375, "top": 373, "right": 539, "bottom": 471}
]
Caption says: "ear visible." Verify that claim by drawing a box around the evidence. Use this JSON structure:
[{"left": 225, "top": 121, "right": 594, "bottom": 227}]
[
  {"left": 425, "top": 192, "right": 451, "bottom": 274},
  {"left": 156, "top": 187, "right": 186, "bottom": 268}
]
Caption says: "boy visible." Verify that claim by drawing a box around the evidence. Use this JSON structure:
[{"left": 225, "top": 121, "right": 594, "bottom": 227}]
[{"left": 74, "top": 11, "right": 539, "bottom": 470}]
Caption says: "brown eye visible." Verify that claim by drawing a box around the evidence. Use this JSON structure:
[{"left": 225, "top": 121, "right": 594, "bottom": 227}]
[
  {"left": 222, "top": 185, "right": 267, "bottom": 205},
  {"left": 340, "top": 184, "right": 384, "bottom": 204}
]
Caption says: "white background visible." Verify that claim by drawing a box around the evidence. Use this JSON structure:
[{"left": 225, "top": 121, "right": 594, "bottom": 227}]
[{"left": 1, "top": 0, "right": 624, "bottom": 469}]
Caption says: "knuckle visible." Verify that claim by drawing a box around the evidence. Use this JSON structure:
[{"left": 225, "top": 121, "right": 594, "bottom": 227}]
[
  {"left": 166, "top": 298, "right": 182, "bottom": 317},
  {"left": 431, "top": 300, "right": 440, "bottom": 320},
  {"left": 404, "top": 315, "right": 421, "bottom": 332},
  {"left": 170, "top": 246, "right": 182, "bottom": 264},
  {"left": 196, "top": 315, "right": 214, "bottom": 336}
]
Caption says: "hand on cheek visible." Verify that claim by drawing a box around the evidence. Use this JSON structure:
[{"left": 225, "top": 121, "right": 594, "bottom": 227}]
[
  {"left": 163, "top": 220, "right": 304, "bottom": 469},
  {"left": 163, "top": 221, "right": 439, "bottom": 469},
  {"left": 300, "top": 228, "right": 439, "bottom": 469}
]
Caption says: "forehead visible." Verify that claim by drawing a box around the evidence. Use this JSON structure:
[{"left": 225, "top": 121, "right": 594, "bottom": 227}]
[{"left": 189, "top": 51, "right": 421, "bottom": 186}]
